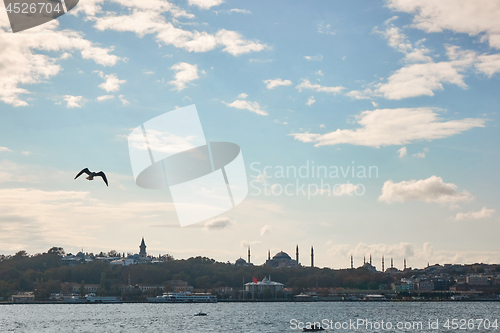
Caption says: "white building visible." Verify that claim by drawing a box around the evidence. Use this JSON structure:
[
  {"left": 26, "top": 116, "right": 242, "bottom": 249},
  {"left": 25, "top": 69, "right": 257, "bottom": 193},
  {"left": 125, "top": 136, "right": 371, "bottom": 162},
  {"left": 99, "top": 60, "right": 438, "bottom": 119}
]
[{"left": 244, "top": 276, "right": 284, "bottom": 299}]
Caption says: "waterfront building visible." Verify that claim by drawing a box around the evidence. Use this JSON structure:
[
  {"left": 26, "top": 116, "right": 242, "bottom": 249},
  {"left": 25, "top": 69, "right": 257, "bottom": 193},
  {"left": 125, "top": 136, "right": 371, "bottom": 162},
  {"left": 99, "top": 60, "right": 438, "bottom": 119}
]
[{"left": 244, "top": 276, "right": 284, "bottom": 299}]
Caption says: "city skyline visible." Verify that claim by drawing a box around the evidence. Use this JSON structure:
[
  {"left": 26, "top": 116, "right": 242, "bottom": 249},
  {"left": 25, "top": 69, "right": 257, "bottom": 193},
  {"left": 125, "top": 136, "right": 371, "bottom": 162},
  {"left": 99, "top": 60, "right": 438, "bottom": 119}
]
[{"left": 1, "top": 1, "right": 500, "bottom": 268}]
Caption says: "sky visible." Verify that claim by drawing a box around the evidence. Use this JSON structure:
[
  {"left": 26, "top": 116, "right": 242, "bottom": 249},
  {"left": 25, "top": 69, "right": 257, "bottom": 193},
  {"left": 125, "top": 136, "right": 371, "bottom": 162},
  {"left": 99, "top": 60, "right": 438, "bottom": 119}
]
[{"left": 1, "top": 0, "right": 500, "bottom": 270}]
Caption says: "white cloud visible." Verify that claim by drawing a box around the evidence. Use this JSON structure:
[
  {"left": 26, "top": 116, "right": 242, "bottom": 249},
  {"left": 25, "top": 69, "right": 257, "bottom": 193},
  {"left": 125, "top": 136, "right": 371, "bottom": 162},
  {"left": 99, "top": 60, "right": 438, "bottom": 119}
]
[
  {"left": 306, "top": 96, "right": 316, "bottom": 106},
  {"left": 260, "top": 224, "right": 272, "bottom": 236},
  {"left": 223, "top": 99, "right": 268, "bottom": 116},
  {"left": 290, "top": 107, "right": 485, "bottom": 148},
  {"left": 371, "top": 101, "right": 378, "bottom": 107},
  {"left": 188, "top": 0, "right": 224, "bottom": 10},
  {"left": 454, "top": 207, "right": 495, "bottom": 220},
  {"left": 240, "top": 240, "right": 261, "bottom": 248},
  {"left": 263, "top": 78, "right": 292, "bottom": 89},
  {"left": 304, "top": 54, "right": 323, "bottom": 61},
  {"left": 315, "top": 70, "right": 324, "bottom": 76},
  {"left": 96, "top": 95, "right": 115, "bottom": 102},
  {"left": 227, "top": 8, "right": 251, "bottom": 14},
  {"left": 317, "top": 23, "right": 336, "bottom": 35},
  {"left": 63, "top": 95, "right": 85, "bottom": 108},
  {"left": 204, "top": 217, "right": 234, "bottom": 230},
  {"left": 0, "top": 16, "right": 120, "bottom": 107},
  {"left": 169, "top": 62, "right": 199, "bottom": 91},
  {"left": 376, "top": 45, "right": 476, "bottom": 100},
  {"left": 397, "top": 147, "right": 407, "bottom": 158},
  {"left": 97, "top": 73, "right": 126, "bottom": 92},
  {"left": 237, "top": 93, "right": 248, "bottom": 99},
  {"left": 386, "top": 0, "right": 500, "bottom": 49},
  {"left": 378, "top": 175, "right": 473, "bottom": 207},
  {"left": 119, "top": 95, "right": 130, "bottom": 106},
  {"left": 216, "top": 29, "right": 269, "bottom": 56},
  {"left": 296, "top": 79, "right": 345, "bottom": 95},
  {"left": 413, "top": 152, "right": 426, "bottom": 158},
  {"left": 475, "top": 54, "right": 500, "bottom": 77},
  {"left": 346, "top": 89, "right": 371, "bottom": 100},
  {"left": 21, "top": 151, "right": 31, "bottom": 156},
  {"left": 0, "top": 147, "right": 11, "bottom": 152},
  {"left": 92, "top": 10, "right": 267, "bottom": 56}
]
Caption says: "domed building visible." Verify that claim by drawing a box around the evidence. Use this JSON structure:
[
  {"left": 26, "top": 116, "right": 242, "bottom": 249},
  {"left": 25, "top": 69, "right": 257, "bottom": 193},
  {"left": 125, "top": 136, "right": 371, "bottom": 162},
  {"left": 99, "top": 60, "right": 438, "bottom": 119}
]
[{"left": 265, "top": 249, "right": 298, "bottom": 268}]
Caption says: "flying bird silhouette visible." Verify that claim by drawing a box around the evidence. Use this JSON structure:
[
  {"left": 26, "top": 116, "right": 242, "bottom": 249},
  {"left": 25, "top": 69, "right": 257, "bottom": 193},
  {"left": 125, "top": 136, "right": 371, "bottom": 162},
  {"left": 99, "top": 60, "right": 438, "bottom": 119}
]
[{"left": 74, "top": 168, "right": 108, "bottom": 186}]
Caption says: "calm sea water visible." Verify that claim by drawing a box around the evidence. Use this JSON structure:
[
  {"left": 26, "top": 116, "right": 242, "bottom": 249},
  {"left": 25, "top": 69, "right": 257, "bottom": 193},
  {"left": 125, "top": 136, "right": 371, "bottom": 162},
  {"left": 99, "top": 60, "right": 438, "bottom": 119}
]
[{"left": 0, "top": 302, "right": 499, "bottom": 332}]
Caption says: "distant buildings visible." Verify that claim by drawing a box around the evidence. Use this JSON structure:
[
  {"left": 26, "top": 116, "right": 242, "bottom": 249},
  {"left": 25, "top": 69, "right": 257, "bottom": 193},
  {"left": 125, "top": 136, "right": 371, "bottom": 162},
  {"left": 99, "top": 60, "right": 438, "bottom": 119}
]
[{"left": 62, "top": 238, "right": 160, "bottom": 266}]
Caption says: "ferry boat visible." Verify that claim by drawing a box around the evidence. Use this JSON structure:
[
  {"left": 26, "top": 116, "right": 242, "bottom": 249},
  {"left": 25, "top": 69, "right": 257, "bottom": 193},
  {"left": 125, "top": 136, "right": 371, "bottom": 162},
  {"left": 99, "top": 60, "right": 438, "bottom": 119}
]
[{"left": 147, "top": 292, "right": 217, "bottom": 303}]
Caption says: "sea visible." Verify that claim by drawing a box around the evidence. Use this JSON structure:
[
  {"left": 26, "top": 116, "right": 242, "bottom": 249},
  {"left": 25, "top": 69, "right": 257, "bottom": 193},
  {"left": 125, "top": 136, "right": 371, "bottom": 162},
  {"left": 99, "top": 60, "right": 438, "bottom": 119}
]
[{"left": 0, "top": 302, "right": 499, "bottom": 332}]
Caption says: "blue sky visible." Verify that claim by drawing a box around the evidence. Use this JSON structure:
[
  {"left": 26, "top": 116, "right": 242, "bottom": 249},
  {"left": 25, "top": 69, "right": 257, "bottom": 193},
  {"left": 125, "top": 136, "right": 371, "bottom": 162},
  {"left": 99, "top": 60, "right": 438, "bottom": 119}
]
[{"left": 1, "top": 0, "right": 500, "bottom": 269}]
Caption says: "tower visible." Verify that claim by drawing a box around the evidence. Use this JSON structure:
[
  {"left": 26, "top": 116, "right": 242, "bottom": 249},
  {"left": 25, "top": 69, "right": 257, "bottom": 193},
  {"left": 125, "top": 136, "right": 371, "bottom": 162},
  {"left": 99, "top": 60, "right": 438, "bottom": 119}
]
[
  {"left": 139, "top": 238, "right": 146, "bottom": 257},
  {"left": 404, "top": 258, "right": 406, "bottom": 270},
  {"left": 311, "top": 246, "right": 314, "bottom": 268},
  {"left": 391, "top": 257, "right": 393, "bottom": 269},
  {"left": 296, "top": 244, "right": 299, "bottom": 266},
  {"left": 363, "top": 256, "right": 366, "bottom": 264},
  {"left": 350, "top": 255, "right": 353, "bottom": 269},
  {"left": 369, "top": 254, "right": 372, "bottom": 266},
  {"left": 268, "top": 249, "right": 270, "bottom": 260},
  {"left": 382, "top": 256, "right": 385, "bottom": 272},
  {"left": 248, "top": 247, "right": 251, "bottom": 264}
]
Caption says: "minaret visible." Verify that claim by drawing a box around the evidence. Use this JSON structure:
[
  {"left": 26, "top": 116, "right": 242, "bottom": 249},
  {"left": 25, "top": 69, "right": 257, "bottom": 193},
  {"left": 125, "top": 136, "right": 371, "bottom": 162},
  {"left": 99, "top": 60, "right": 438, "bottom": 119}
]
[
  {"left": 404, "top": 258, "right": 406, "bottom": 270},
  {"left": 268, "top": 249, "right": 270, "bottom": 260},
  {"left": 296, "top": 245, "right": 299, "bottom": 266},
  {"left": 350, "top": 255, "right": 353, "bottom": 269},
  {"left": 382, "top": 256, "right": 385, "bottom": 272},
  {"left": 369, "top": 254, "right": 372, "bottom": 266},
  {"left": 139, "top": 238, "right": 146, "bottom": 257},
  {"left": 248, "top": 247, "right": 251, "bottom": 264},
  {"left": 363, "top": 256, "right": 366, "bottom": 264},
  {"left": 311, "top": 246, "right": 314, "bottom": 268},
  {"left": 391, "top": 257, "right": 393, "bottom": 269}
]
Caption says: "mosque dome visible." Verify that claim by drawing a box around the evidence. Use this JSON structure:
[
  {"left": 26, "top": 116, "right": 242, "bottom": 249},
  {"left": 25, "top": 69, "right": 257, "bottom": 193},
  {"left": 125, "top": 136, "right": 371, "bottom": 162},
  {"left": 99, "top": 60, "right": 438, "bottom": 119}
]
[
  {"left": 235, "top": 258, "right": 247, "bottom": 266},
  {"left": 273, "top": 251, "right": 291, "bottom": 260}
]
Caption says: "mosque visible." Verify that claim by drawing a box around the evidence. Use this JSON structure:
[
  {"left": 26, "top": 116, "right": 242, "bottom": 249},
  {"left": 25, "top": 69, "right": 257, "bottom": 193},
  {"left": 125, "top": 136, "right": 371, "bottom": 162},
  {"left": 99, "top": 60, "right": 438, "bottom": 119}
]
[{"left": 235, "top": 245, "right": 315, "bottom": 268}]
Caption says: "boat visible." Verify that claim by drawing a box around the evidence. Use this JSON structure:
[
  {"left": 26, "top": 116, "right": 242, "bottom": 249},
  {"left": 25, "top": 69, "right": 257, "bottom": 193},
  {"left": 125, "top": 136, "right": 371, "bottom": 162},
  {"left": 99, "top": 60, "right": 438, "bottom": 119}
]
[
  {"left": 62, "top": 294, "right": 122, "bottom": 303},
  {"left": 194, "top": 312, "right": 207, "bottom": 316},
  {"left": 147, "top": 292, "right": 217, "bottom": 303}
]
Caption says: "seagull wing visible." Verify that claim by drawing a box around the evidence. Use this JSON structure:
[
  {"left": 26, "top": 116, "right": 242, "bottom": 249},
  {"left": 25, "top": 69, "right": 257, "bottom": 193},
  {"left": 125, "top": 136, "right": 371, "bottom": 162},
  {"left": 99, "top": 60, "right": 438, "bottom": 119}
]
[
  {"left": 75, "top": 168, "right": 91, "bottom": 179},
  {"left": 96, "top": 171, "right": 108, "bottom": 186}
]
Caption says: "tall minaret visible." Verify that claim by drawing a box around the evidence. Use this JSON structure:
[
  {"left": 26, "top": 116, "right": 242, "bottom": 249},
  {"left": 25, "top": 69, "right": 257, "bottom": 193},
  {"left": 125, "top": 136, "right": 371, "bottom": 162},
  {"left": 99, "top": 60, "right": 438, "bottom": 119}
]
[
  {"left": 296, "top": 245, "right": 299, "bottom": 267},
  {"left": 363, "top": 256, "right": 366, "bottom": 264},
  {"left": 350, "top": 255, "right": 353, "bottom": 269},
  {"left": 369, "top": 254, "right": 372, "bottom": 265},
  {"left": 382, "top": 256, "right": 385, "bottom": 272},
  {"left": 404, "top": 258, "right": 406, "bottom": 270},
  {"left": 139, "top": 237, "right": 146, "bottom": 258},
  {"left": 311, "top": 246, "right": 314, "bottom": 268},
  {"left": 391, "top": 257, "right": 394, "bottom": 269},
  {"left": 248, "top": 247, "right": 251, "bottom": 264},
  {"left": 268, "top": 249, "right": 270, "bottom": 260}
]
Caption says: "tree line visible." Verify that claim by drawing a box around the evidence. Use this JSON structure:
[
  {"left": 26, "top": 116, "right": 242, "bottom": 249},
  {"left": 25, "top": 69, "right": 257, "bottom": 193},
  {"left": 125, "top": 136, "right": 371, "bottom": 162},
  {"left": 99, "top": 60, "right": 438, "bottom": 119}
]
[{"left": 0, "top": 248, "right": 394, "bottom": 300}]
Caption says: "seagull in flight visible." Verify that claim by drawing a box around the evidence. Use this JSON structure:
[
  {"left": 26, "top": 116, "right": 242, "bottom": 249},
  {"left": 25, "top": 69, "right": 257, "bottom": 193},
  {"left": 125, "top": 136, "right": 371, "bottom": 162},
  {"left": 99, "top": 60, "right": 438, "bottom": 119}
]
[{"left": 74, "top": 168, "right": 108, "bottom": 186}]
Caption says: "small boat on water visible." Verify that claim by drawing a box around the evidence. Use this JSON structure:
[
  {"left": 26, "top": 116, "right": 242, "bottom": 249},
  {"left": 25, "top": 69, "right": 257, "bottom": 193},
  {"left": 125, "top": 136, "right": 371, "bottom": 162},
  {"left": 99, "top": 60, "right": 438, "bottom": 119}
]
[{"left": 194, "top": 312, "right": 207, "bottom": 316}]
